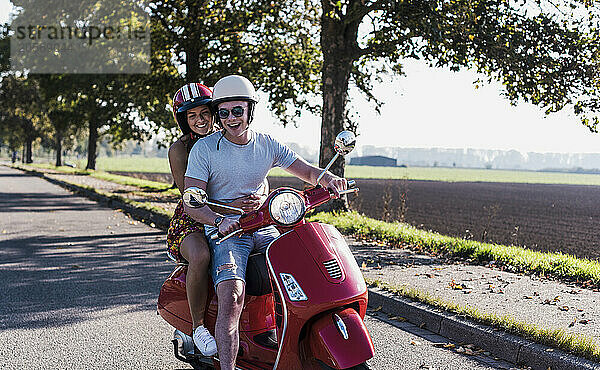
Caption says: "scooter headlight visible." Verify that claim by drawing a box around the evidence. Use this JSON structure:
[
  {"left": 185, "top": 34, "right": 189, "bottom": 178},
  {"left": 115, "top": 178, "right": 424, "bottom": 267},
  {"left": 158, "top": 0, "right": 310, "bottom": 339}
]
[
  {"left": 268, "top": 190, "right": 306, "bottom": 226},
  {"left": 280, "top": 273, "right": 308, "bottom": 301}
]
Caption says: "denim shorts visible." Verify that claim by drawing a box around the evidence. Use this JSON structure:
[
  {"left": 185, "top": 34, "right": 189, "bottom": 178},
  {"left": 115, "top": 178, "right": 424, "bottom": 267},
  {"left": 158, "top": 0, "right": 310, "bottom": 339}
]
[{"left": 204, "top": 224, "right": 280, "bottom": 287}]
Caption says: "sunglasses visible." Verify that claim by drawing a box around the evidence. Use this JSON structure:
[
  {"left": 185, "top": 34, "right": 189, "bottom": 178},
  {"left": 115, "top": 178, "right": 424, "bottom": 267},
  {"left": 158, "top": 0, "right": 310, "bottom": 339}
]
[{"left": 218, "top": 106, "right": 245, "bottom": 120}]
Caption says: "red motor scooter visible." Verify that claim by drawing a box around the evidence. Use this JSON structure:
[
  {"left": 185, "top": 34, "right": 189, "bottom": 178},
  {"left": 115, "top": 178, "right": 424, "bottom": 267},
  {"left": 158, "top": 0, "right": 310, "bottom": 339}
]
[{"left": 157, "top": 131, "right": 374, "bottom": 369}]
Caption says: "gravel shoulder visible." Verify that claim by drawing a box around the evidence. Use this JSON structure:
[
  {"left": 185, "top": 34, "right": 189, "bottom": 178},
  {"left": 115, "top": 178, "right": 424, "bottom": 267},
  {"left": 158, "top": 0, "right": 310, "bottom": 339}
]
[{"left": 350, "top": 239, "right": 600, "bottom": 345}]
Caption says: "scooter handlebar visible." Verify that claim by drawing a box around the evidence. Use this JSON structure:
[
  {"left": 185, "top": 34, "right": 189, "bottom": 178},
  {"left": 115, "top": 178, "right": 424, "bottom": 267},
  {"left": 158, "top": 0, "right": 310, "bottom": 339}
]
[
  {"left": 212, "top": 229, "right": 244, "bottom": 245},
  {"left": 328, "top": 179, "right": 359, "bottom": 196}
]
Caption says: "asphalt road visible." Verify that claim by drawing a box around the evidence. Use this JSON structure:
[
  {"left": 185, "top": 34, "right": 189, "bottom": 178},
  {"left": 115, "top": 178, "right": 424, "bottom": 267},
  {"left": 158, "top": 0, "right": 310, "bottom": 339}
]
[{"left": 0, "top": 165, "right": 514, "bottom": 369}]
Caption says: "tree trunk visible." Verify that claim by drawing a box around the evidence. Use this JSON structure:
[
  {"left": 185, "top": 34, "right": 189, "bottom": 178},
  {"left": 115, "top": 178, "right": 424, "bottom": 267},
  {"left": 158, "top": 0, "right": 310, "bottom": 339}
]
[
  {"left": 25, "top": 137, "right": 33, "bottom": 163},
  {"left": 55, "top": 132, "right": 62, "bottom": 167},
  {"left": 86, "top": 120, "right": 98, "bottom": 170},
  {"left": 185, "top": 2, "right": 200, "bottom": 82},
  {"left": 185, "top": 44, "right": 200, "bottom": 82},
  {"left": 318, "top": 2, "right": 361, "bottom": 211}
]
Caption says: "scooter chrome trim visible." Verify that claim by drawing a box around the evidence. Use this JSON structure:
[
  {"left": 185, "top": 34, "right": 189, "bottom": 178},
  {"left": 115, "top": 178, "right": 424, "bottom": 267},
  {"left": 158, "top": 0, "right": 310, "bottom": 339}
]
[
  {"left": 333, "top": 314, "right": 348, "bottom": 340},
  {"left": 265, "top": 230, "right": 292, "bottom": 370}
]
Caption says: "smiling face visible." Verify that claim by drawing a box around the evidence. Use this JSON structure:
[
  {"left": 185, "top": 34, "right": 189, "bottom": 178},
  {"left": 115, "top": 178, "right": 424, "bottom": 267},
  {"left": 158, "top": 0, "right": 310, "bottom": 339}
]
[
  {"left": 218, "top": 100, "right": 250, "bottom": 144},
  {"left": 186, "top": 105, "right": 213, "bottom": 136}
]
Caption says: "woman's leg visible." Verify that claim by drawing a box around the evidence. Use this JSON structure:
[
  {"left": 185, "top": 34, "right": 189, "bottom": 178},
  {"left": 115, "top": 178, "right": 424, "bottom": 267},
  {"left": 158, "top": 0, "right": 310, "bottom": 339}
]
[{"left": 180, "top": 232, "right": 211, "bottom": 329}]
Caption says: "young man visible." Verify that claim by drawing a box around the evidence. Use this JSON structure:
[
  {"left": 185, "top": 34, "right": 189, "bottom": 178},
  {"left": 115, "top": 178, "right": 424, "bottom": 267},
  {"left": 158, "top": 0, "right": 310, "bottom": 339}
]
[{"left": 183, "top": 75, "right": 347, "bottom": 370}]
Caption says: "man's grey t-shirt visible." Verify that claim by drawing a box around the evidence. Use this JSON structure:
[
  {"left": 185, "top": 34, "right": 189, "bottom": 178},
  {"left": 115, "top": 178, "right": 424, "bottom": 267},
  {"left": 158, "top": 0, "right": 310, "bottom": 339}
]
[{"left": 185, "top": 130, "right": 298, "bottom": 203}]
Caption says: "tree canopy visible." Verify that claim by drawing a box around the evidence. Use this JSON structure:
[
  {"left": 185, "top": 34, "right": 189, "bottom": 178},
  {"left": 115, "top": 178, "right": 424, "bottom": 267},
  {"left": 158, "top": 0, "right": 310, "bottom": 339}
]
[{"left": 0, "top": 0, "right": 598, "bottom": 185}]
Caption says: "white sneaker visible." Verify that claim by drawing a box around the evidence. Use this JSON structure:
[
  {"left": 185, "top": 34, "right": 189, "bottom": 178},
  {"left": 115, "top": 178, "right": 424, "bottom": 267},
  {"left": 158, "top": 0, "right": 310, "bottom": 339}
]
[{"left": 193, "top": 325, "right": 217, "bottom": 356}]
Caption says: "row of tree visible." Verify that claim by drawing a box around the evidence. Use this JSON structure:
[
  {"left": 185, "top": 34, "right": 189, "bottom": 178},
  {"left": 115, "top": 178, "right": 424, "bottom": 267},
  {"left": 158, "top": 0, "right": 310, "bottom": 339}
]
[{"left": 0, "top": 0, "right": 599, "bottom": 178}]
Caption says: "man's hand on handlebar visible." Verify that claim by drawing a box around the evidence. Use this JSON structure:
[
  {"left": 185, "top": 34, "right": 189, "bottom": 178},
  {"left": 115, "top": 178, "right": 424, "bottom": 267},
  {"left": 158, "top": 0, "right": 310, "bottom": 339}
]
[
  {"left": 326, "top": 176, "right": 348, "bottom": 198},
  {"left": 218, "top": 217, "right": 240, "bottom": 236}
]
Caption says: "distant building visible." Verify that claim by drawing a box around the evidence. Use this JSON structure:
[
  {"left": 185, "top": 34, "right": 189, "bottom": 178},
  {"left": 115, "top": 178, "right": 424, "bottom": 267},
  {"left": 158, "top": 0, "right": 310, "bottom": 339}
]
[{"left": 349, "top": 155, "right": 397, "bottom": 167}]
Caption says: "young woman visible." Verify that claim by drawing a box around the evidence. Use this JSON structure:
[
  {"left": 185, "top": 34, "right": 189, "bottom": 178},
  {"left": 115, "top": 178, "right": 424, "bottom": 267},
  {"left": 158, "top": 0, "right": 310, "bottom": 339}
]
[{"left": 166, "top": 83, "right": 266, "bottom": 356}]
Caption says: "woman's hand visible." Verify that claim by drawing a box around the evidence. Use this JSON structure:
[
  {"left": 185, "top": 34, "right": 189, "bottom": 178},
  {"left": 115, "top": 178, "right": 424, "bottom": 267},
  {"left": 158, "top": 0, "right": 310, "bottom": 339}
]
[
  {"left": 218, "top": 217, "right": 240, "bottom": 236},
  {"left": 229, "top": 193, "right": 267, "bottom": 213}
]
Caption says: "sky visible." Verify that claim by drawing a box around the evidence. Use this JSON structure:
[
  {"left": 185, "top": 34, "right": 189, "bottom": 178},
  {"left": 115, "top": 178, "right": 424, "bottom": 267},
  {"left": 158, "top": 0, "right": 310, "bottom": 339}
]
[{"left": 2, "top": 1, "right": 599, "bottom": 155}]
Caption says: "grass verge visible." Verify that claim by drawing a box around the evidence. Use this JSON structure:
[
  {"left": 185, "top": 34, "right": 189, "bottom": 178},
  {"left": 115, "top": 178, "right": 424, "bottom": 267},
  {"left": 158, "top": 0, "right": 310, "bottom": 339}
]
[
  {"left": 24, "top": 163, "right": 180, "bottom": 196},
  {"left": 368, "top": 278, "right": 600, "bottom": 362},
  {"left": 308, "top": 211, "right": 600, "bottom": 286}
]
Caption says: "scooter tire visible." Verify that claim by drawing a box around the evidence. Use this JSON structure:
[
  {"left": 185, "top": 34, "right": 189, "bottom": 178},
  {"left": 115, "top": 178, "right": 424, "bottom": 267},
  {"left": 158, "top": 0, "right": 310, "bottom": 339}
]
[{"left": 319, "top": 361, "right": 371, "bottom": 370}]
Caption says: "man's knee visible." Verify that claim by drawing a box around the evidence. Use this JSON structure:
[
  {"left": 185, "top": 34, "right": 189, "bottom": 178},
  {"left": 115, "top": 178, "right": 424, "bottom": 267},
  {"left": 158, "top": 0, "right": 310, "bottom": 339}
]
[{"left": 216, "top": 280, "right": 245, "bottom": 310}]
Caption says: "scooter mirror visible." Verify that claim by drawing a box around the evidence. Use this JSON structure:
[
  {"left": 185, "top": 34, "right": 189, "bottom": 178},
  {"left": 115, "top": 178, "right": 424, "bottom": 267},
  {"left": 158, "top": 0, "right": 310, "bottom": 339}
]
[
  {"left": 334, "top": 131, "right": 356, "bottom": 156},
  {"left": 183, "top": 187, "right": 208, "bottom": 208}
]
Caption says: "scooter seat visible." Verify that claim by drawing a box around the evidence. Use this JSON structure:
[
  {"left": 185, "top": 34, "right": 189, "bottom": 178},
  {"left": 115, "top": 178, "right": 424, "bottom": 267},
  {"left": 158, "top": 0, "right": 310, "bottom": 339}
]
[
  {"left": 245, "top": 252, "right": 272, "bottom": 296},
  {"left": 170, "top": 251, "right": 272, "bottom": 296}
]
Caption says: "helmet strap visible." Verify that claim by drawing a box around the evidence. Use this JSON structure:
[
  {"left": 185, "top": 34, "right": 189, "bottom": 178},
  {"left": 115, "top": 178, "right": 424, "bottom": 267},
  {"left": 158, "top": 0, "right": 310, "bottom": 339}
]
[{"left": 248, "top": 102, "right": 255, "bottom": 124}]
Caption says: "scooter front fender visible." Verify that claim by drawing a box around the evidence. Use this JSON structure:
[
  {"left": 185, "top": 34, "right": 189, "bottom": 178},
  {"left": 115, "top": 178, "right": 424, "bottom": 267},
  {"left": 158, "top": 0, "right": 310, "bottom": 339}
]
[{"left": 308, "top": 308, "right": 374, "bottom": 369}]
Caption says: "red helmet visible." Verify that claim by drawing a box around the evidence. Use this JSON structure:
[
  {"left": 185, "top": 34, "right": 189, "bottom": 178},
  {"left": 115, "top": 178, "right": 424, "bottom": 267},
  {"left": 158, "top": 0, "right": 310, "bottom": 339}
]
[{"left": 172, "top": 83, "right": 213, "bottom": 135}]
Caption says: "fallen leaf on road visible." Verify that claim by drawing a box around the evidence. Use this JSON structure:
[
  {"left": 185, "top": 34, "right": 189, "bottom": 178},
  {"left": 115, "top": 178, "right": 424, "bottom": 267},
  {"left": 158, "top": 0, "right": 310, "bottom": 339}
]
[
  {"left": 361, "top": 262, "right": 367, "bottom": 269},
  {"left": 449, "top": 280, "right": 464, "bottom": 290},
  {"left": 1, "top": 230, "right": 6, "bottom": 234},
  {"left": 410, "top": 340, "right": 422, "bottom": 346},
  {"left": 389, "top": 315, "right": 406, "bottom": 322},
  {"left": 559, "top": 306, "right": 569, "bottom": 311},
  {"left": 568, "top": 319, "right": 576, "bottom": 327},
  {"left": 150, "top": 222, "right": 156, "bottom": 228},
  {"left": 579, "top": 319, "right": 590, "bottom": 324},
  {"left": 371, "top": 306, "right": 382, "bottom": 312},
  {"left": 443, "top": 343, "right": 456, "bottom": 349},
  {"left": 419, "top": 323, "right": 426, "bottom": 329}
]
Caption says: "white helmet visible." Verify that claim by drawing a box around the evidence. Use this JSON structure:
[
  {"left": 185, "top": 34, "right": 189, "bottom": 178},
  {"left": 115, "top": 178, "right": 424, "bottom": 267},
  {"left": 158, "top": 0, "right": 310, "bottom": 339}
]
[{"left": 212, "top": 75, "right": 258, "bottom": 106}]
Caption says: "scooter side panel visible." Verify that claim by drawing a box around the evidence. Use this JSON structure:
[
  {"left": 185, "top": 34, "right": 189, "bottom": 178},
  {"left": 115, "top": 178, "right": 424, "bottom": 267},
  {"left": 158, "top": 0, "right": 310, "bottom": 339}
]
[
  {"left": 240, "top": 294, "right": 276, "bottom": 332},
  {"left": 157, "top": 266, "right": 193, "bottom": 335}
]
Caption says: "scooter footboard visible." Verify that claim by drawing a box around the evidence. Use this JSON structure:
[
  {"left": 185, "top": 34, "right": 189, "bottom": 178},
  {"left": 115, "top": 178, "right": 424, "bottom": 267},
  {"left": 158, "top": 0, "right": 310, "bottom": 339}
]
[{"left": 308, "top": 308, "right": 374, "bottom": 369}]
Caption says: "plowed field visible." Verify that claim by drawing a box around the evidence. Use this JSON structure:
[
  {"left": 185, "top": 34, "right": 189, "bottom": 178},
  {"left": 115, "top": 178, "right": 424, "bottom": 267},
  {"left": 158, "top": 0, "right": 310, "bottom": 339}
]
[{"left": 268, "top": 177, "right": 600, "bottom": 260}]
